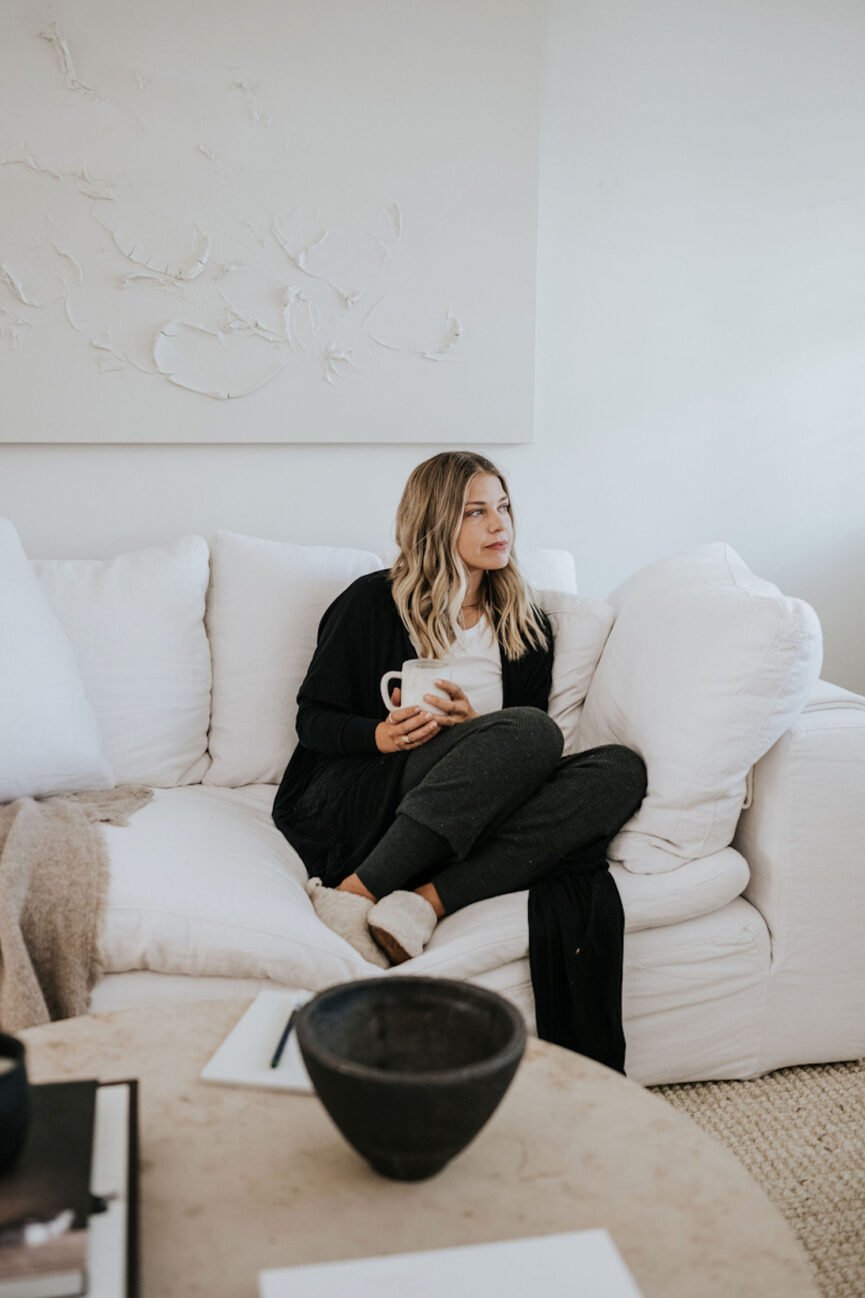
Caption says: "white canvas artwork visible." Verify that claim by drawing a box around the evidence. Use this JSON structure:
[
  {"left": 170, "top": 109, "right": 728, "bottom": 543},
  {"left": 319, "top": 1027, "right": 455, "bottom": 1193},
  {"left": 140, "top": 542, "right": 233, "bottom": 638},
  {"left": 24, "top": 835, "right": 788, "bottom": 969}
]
[{"left": 0, "top": 0, "right": 541, "bottom": 442}]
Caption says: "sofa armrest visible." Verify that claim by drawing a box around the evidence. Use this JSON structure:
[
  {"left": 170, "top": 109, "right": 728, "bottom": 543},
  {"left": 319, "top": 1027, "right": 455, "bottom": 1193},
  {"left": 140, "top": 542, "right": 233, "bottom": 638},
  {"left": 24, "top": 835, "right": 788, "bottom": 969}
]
[{"left": 732, "top": 679, "right": 865, "bottom": 1071}]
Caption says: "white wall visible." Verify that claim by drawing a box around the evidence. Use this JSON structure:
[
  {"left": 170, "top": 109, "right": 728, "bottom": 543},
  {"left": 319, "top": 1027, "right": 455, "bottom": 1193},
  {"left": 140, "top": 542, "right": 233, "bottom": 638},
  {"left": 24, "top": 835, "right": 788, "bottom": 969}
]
[{"left": 2, "top": 0, "right": 864, "bottom": 693}]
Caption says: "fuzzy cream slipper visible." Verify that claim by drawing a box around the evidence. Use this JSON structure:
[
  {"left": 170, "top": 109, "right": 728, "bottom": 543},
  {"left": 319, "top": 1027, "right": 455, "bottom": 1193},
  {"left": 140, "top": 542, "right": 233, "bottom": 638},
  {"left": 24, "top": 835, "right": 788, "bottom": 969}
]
[
  {"left": 306, "top": 878, "right": 390, "bottom": 969},
  {"left": 367, "top": 891, "right": 438, "bottom": 965}
]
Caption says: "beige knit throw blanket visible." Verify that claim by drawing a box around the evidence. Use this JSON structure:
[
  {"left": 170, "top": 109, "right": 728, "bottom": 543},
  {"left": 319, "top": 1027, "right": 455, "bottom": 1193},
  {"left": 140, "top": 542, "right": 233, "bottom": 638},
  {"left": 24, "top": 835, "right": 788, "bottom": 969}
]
[{"left": 0, "top": 786, "right": 152, "bottom": 1032}]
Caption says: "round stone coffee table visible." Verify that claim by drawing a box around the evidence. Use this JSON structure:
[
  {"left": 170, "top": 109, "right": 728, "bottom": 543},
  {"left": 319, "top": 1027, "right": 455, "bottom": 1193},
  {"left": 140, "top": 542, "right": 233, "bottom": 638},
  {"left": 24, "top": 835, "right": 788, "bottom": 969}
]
[{"left": 21, "top": 999, "right": 817, "bottom": 1298}]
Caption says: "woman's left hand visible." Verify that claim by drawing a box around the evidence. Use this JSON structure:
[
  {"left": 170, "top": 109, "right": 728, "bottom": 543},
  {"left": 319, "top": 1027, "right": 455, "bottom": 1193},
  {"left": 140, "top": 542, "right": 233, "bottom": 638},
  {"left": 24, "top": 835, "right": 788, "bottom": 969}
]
[{"left": 425, "top": 679, "right": 478, "bottom": 726}]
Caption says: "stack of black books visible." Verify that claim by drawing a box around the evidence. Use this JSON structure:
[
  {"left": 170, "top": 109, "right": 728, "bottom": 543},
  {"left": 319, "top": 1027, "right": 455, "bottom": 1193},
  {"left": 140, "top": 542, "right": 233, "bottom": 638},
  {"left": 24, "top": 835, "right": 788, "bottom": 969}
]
[{"left": 0, "top": 1079, "right": 139, "bottom": 1298}]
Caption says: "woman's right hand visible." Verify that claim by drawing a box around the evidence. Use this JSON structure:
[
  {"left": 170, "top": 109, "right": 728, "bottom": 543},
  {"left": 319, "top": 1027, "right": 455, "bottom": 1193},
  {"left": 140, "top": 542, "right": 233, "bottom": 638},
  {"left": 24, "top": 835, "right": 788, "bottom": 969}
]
[{"left": 375, "top": 688, "right": 441, "bottom": 754}]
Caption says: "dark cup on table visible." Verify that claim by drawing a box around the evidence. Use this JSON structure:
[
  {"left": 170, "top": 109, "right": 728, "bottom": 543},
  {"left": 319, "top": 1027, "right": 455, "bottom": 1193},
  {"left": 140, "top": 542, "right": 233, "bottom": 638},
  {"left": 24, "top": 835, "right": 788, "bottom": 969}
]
[{"left": 0, "top": 1033, "right": 29, "bottom": 1174}]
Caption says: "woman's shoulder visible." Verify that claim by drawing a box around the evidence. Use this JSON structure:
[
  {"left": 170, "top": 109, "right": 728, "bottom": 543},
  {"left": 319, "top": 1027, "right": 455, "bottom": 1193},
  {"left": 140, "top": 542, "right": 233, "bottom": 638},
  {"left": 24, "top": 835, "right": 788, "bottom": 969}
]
[
  {"left": 352, "top": 567, "right": 392, "bottom": 590},
  {"left": 321, "top": 568, "right": 395, "bottom": 625},
  {"left": 339, "top": 568, "right": 393, "bottom": 603}
]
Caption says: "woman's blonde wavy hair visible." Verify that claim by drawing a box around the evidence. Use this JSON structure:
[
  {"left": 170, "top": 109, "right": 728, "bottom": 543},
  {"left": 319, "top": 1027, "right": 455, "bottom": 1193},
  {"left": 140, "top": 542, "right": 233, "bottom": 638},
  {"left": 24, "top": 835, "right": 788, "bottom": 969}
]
[{"left": 389, "top": 451, "right": 549, "bottom": 662}]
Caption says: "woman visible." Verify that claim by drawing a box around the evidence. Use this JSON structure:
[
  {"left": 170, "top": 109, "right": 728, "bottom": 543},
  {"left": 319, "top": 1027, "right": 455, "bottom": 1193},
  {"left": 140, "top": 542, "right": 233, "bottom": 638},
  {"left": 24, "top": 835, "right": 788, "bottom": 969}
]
[{"left": 273, "top": 451, "right": 647, "bottom": 1069}]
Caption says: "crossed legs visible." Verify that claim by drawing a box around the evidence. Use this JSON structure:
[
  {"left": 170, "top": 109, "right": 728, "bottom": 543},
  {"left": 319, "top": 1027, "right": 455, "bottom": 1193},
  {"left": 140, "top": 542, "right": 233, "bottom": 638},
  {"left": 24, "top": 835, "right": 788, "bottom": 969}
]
[{"left": 331, "top": 709, "right": 646, "bottom": 959}]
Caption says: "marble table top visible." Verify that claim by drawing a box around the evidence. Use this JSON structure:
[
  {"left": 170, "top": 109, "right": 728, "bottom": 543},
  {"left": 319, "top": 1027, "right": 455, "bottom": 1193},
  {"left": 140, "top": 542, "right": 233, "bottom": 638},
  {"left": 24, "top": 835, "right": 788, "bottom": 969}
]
[{"left": 20, "top": 998, "right": 817, "bottom": 1298}]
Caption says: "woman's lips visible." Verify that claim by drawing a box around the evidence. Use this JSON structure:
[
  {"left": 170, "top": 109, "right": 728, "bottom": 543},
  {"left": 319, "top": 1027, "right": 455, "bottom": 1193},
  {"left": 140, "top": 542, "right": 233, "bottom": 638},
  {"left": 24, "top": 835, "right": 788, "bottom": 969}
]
[{"left": 485, "top": 542, "right": 510, "bottom": 551}]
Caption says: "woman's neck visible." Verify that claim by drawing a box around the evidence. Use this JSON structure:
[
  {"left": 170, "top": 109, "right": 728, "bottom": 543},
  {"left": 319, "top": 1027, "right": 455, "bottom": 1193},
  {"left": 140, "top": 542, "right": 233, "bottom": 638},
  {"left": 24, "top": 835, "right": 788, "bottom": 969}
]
[{"left": 459, "top": 577, "right": 485, "bottom": 627}]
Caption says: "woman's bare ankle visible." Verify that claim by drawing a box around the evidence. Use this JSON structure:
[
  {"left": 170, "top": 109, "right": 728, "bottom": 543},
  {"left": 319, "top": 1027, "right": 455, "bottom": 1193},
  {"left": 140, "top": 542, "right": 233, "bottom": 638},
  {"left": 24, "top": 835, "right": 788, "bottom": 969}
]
[
  {"left": 415, "top": 882, "right": 445, "bottom": 918},
  {"left": 337, "top": 873, "right": 377, "bottom": 902}
]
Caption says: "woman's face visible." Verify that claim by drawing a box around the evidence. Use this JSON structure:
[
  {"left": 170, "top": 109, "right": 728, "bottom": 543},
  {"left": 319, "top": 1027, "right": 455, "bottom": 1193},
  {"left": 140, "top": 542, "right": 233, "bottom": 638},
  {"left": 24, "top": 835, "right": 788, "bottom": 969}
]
[{"left": 456, "top": 473, "right": 513, "bottom": 577}]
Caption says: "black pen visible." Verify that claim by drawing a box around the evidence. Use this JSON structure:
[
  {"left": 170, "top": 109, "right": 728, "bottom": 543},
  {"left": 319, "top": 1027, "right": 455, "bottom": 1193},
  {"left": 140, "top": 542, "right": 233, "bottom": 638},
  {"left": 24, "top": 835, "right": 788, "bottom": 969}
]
[{"left": 270, "top": 1008, "right": 299, "bottom": 1069}]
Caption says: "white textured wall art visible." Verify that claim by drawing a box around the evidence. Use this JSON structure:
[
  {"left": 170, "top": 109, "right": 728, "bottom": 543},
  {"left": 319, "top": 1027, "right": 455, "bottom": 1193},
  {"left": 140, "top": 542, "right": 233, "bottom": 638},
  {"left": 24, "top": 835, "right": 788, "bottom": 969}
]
[{"left": 0, "top": 0, "right": 541, "bottom": 442}]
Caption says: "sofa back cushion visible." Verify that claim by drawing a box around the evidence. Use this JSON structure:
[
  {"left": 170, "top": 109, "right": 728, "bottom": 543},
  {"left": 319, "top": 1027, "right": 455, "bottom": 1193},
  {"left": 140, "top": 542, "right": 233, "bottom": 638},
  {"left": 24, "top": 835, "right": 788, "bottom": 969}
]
[
  {"left": 578, "top": 542, "right": 823, "bottom": 873},
  {"left": 33, "top": 537, "right": 212, "bottom": 787},
  {"left": 513, "top": 547, "right": 578, "bottom": 597},
  {"left": 205, "top": 533, "right": 383, "bottom": 787},
  {"left": 1, "top": 517, "right": 115, "bottom": 801}
]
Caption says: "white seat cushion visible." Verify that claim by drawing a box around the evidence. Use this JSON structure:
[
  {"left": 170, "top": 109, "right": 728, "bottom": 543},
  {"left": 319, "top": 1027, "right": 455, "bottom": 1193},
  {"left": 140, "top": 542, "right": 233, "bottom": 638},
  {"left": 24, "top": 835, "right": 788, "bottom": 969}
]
[
  {"left": 204, "top": 533, "right": 383, "bottom": 787},
  {"left": 405, "top": 847, "right": 749, "bottom": 980},
  {"left": 100, "top": 786, "right": 749, "bottom": 987},
  {"left": 34, "top": 537, "right": 211, "bottom": 787},
  {"left": 101, "top": 785, "right": 379, "bottom": 988},
  {"left": 0, "top": 517, "right": 114, "bottom": 801},
  {"left": 578, "top": 542, "right": 823, "bottom": 873}
]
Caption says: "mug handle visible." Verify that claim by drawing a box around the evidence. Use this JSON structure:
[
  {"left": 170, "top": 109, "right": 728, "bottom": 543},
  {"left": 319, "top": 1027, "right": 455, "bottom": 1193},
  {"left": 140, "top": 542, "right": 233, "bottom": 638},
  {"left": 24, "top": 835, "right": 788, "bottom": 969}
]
[{"left": 380, "top": 671, "right": 401, "bottom": 712}]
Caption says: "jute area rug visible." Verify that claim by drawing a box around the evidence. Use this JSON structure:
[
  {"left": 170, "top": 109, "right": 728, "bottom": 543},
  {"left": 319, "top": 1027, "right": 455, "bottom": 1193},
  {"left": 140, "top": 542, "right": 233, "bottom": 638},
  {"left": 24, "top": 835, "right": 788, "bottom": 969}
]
[{"left": 652, "top": 1058, "right": 865, "bottom": 1298}]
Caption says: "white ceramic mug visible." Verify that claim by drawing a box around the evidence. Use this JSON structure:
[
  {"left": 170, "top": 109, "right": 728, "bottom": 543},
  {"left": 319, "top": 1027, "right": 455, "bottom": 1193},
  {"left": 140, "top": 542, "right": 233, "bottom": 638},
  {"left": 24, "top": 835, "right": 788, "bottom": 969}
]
[{"left": 380, "top": 659, "right": 453, "bottom": 715}]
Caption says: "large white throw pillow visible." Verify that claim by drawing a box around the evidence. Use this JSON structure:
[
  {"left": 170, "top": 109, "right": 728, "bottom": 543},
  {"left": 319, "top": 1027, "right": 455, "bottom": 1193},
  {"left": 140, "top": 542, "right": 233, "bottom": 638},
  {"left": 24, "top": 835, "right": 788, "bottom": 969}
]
[
  {"left": 537, "top": 590, "right": 615, "bottom": 755},
  {"left": 0, "top": 518, "right": 114, "bottom": 802},
  {"left": 33, "top": 537, "right": 212, "bottom": 787},
  {"left": 578, "top": 542, "right": 823, "bottom": 873},
  {"left": 205, "top": 532, "right": 383, "bottom": 787}
]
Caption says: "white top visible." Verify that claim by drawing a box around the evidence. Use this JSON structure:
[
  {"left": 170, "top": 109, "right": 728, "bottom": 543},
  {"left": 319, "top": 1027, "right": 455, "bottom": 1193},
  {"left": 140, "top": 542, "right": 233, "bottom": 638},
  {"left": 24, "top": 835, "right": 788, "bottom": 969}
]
[{"left": 448, "top": 615, "right": 503, "bottom": 715}]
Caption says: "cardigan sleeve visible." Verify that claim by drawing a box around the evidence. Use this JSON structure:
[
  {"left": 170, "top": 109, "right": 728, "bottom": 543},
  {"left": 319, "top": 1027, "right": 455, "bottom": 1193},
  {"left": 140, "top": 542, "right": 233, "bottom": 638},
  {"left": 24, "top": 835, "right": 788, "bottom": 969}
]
[{"left": 294, "top": 582, "right": 382, "bottom": 758}]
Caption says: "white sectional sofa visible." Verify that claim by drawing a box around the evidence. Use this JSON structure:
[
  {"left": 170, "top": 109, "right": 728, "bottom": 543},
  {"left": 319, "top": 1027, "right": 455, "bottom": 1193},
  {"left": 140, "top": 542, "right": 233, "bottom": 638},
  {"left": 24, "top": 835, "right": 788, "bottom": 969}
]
[{"left": 4, "top": 521, "right": 864, "bottom": 1086}]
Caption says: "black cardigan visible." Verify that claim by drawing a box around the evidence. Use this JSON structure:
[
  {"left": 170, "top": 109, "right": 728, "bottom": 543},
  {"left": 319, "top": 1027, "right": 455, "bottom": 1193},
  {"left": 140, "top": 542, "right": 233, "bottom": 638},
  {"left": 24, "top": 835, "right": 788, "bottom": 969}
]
[
  {"left": 273, "top": 569, "right": 626, "bottom": 1072},
  {"left": 273, "top": 570, "right": 553, "bottom": 880}
]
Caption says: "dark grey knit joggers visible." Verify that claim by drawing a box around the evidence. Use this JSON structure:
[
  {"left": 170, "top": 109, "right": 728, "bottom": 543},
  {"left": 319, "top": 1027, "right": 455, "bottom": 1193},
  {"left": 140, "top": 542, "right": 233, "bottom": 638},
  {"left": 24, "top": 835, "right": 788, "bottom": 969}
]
[{"left": 355, "top": 708, "right": 647, "bottom": 914}]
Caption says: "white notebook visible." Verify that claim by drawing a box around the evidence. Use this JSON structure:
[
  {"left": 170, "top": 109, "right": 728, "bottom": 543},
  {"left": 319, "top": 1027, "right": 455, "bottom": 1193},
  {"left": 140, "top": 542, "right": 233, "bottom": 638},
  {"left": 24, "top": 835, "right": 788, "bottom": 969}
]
[
  {"left": 259, "top": 1230, "right": 645, "bottom": 1297},
  {"left": 200, "top": 989, "right": 314, "bottom": 1094}
]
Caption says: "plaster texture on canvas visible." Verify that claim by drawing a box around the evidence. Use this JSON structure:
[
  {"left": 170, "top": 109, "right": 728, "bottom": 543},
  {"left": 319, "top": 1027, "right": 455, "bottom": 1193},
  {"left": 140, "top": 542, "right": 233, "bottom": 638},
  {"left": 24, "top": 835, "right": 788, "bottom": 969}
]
[
  {"left": 231, "top": 79, "right": 274, "bottom": 129},
  {"left": 0, "top": 0, "right": 540, "bottom": 441},
  {"left": 93, "top": 199, "right": 212, "bottom": 281},
  {"left": 153, "top": 321, "right": 289, "bottom": 400},
  {"left": 0, "top": 306, "right": 31, "bottom": 352},
  {"left": 365, "top": 300, "right": 463, "bottom": 363},
  {"left": 39, "top": 20, "right": 96, "bottom": 98}
]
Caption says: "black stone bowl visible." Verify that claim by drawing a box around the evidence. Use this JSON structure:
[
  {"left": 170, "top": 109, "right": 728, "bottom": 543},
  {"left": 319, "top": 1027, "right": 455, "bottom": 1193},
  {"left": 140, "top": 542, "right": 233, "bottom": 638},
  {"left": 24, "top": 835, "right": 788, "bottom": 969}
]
[
  {"left": 295, "top": 976, "right": 526, "bottom": 1181},
  {"left": 0, "top": 1033, "right": 29, "bottom": 1174}
]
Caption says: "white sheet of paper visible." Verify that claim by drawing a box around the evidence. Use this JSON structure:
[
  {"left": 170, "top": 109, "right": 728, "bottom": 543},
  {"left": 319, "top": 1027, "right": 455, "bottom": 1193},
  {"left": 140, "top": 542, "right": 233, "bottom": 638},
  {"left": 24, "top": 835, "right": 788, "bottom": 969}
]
[
  {"left": 259, "top": 1229, "right": 645, "bottom": 1298},
  {"left": 200, "top": 989, "right": 314, "bottom": 1094}
]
